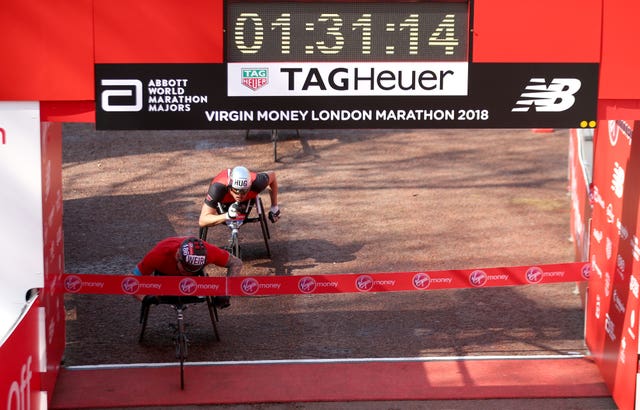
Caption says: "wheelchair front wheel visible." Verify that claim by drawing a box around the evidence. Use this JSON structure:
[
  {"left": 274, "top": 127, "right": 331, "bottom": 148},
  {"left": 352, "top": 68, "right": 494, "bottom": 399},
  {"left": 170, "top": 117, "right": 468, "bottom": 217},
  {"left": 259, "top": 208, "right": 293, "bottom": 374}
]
[{"left": 228, "top": 232, "right": 241, "bottom": 259}]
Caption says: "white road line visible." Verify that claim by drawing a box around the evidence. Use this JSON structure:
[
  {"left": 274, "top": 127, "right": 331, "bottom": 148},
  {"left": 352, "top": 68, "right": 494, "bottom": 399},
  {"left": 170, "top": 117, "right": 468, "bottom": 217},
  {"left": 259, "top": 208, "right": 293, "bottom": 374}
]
[{"left": 65, "top": 353, "right": 587, "bottom": 370}]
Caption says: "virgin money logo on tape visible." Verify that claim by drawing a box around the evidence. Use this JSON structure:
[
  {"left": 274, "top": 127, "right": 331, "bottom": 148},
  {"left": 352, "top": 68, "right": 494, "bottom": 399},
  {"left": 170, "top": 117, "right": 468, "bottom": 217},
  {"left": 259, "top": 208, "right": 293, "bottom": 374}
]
[
  {"left": 64, "top": 275, "right": 83, "bottom": 293},
  {"left": 413, "top": 273, "right": 431, "bottom": 290},
  {"left": 469, "top": 270, "right": 487, "bottom": 287},
  {"left": 121, "top": 277, "right": 140, "bottom": 294},
  {"left": 241, "top": 277, "right": 260, "bottom": 295},
  {"left": 298, "top": 276, "right": 317, "bottom": 294},
  {"left": 356, "top": 275, "right": 374, "bottom": 292},
  {"left": 525, "top": 267, "right": 544, "bottom": 284},
  {"left": 180, "top": 277, "right": 198, "bottom": 295}
]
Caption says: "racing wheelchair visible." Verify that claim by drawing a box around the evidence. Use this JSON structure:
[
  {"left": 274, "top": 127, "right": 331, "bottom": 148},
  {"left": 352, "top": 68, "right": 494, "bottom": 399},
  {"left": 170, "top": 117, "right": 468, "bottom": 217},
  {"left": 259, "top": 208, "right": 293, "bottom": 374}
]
[
  {"left": 138, "top": 291, "right": 220, "bottom": 390},
  {"left": 198, "top": 195, "right": 272, "bottom": 259}
]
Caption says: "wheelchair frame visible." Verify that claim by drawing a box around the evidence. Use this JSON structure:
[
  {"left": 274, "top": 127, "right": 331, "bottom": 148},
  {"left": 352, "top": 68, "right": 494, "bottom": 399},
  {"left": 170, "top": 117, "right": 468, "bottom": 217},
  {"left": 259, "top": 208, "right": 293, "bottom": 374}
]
[
  {"left": 138, "top": 294, "right": 220, "bottom": 390},
  {"left": 199, "top": 195, "right": 271, "bottom": 259}
]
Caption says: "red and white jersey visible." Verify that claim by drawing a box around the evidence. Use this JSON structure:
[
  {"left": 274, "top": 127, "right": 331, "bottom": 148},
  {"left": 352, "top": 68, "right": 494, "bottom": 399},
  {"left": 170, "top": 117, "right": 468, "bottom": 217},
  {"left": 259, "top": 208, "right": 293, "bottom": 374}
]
[
  {"left": 204, "top": 168, "right": 269, "bottom": 208},
  {"left": 136, "top": 236, "right": 229, "bottom": 276}
]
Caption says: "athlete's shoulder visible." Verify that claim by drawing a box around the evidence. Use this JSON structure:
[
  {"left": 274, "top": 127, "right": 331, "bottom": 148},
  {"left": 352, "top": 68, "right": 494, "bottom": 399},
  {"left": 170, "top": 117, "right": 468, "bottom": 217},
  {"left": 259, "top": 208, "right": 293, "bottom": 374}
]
[
  {"left": 252, "top": 172, "right": 270, "bottom": 190},
  {"left": 212, "top": 168, "right": 231, "bottom": 185}
]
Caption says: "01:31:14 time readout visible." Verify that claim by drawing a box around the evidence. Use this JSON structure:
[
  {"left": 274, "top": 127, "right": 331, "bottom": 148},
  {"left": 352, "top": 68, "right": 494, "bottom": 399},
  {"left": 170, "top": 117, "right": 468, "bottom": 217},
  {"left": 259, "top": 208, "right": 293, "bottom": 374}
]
[{"left": 226, "top": 2, "right": 469, "bottom": 62}]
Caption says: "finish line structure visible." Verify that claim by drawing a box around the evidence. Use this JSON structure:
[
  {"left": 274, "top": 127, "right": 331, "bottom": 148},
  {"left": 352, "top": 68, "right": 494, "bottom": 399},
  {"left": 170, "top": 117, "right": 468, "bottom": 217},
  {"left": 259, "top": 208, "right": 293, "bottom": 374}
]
[{"left": 62, "top": 262, "right": 589, "bottom": 297}]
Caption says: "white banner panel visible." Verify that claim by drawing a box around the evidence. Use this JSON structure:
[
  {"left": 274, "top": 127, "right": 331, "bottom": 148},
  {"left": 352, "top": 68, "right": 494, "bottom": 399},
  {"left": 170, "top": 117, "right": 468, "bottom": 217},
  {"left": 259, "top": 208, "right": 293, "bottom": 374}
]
[
  {"left": 0, "top": 101, "right": 43, "bottom": 340},
  {"left": 228, "top": 62, "right": 468, "bottom": 96}
]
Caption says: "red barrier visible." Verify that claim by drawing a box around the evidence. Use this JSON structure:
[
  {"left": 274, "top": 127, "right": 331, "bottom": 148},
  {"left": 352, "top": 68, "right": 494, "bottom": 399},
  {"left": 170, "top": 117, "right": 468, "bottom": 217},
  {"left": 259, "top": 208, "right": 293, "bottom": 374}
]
[{"left": 63, "top": 262, "right": 590, "bottom": 297}]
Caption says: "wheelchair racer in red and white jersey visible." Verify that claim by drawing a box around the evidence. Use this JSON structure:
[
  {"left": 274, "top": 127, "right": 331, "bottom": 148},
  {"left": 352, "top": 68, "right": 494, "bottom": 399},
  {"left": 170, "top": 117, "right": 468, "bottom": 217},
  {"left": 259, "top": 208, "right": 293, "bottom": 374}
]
[
  {"left": 198, "top": 166, "right": 280, "bottom": 228},
  {"left": 131, "top": 236, "right": 242, "bottom": 308}
]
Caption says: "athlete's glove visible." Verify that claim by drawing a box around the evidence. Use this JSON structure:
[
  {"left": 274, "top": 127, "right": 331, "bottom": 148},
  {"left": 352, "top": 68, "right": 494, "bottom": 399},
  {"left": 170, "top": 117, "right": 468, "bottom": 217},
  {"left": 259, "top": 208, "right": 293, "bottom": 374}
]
[
  {"left": 268, "top": 206, "right": 281, "bottom": 223},
  {"left": 227, "top": 202, "right": 241, "bottom": 219}
]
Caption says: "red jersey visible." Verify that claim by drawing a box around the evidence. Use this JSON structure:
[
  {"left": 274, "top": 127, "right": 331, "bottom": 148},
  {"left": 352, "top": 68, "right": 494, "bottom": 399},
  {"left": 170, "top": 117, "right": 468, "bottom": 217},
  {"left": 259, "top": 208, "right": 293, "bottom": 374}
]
[
  {"left": 204, "top": 168, "right": 269, "bottom": 208},
  {"left": 136, "top": 236, "right": 229, "bottom": 276}
]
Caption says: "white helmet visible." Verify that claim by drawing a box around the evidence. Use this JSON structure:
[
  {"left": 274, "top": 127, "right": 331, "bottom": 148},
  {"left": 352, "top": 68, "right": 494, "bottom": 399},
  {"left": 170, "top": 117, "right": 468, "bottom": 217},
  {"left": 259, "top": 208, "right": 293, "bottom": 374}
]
[{"left": 229, "top": 166, "right": 250, "bottom": 191}]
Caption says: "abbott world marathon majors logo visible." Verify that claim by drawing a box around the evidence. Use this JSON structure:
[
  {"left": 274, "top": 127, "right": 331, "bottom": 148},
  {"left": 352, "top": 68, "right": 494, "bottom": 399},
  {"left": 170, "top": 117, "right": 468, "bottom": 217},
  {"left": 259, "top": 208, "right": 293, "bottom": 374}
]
[{"left": 100, "top": 78, "right": 208, "bottom": 113}]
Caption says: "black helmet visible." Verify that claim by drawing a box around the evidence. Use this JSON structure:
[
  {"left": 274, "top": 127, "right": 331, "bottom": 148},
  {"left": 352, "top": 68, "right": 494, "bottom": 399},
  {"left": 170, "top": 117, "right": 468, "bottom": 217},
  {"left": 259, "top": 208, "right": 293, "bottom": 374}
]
[{"left": 178, "top": 237, "right": 207, "bottom": 272}]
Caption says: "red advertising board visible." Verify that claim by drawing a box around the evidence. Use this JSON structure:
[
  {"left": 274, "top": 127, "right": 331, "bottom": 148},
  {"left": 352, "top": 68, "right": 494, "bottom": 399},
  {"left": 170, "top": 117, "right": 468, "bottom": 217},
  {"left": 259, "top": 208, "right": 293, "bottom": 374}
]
[
  {"left": 568, "top": 128, "right": 594, "bottom": 262},
  {"left": 40, "top": 122, "right": 66, "bottom": 400},
  {"left": 0, "top": 299, "right": 43, "bottom": 410},
  {"left": 585, "top": 120, "right": 640, "bottom": 410}
]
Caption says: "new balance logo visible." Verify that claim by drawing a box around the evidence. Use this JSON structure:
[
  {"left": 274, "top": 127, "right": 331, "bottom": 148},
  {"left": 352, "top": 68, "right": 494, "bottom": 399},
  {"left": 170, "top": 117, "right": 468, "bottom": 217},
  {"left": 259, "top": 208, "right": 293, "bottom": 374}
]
[{"left": 512, "top": 78, "right": 581, "bottom": 112}]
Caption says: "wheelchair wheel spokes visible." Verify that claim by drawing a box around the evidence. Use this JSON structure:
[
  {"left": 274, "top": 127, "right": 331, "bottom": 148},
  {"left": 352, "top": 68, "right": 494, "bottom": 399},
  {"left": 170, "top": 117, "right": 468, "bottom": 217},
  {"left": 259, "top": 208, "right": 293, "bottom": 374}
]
[
  {"left": 198, "top": 226, "right": 208, "bottom": 241},
  {"left": 231, "top": 231, "right": 241, "bottom": 258},
  {"left": 177, "top": 332, "right": 187, "bottom": 390},
  {"left": 259, "top": 211, "right": 271, "bottom": 258},
  {"left": 142, "top": 298, "right": 220, "bottom": 391},
  {"left": 138, "top": 301, "right": 150, "bottom": 343},
  {"left": 257, "top": 197, "right": 270, "bottom": 239},
  {"left": 174, "top": 307, "right": 188, "bottom": 390},
  {"left": 257, "top": 197, "right": 271, "bottom": 258}
]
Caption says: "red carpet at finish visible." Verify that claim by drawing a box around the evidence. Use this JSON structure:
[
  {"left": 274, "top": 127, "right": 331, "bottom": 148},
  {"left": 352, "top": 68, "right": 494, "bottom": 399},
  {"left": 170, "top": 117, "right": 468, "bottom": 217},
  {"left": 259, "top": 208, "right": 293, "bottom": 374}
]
[{"left": 50, "top": 357, "right": 610, "bottom": 408}]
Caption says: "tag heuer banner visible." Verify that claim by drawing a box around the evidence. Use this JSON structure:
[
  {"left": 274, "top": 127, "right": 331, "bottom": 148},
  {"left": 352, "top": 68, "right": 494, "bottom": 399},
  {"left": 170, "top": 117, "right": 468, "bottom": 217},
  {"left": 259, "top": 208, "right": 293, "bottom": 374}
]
[{"left": 95, "top": 63, "right": 598, "bottom": 130}]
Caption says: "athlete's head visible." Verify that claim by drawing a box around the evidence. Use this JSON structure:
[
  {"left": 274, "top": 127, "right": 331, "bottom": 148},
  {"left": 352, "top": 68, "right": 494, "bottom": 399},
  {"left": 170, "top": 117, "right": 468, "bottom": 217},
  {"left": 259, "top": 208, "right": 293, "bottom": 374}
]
[
  {"left": 229, "top": 166, "right": 251, "bottom": 198},
  {"left": 177, "top": 237, "right": 207, "bottom": 273}
]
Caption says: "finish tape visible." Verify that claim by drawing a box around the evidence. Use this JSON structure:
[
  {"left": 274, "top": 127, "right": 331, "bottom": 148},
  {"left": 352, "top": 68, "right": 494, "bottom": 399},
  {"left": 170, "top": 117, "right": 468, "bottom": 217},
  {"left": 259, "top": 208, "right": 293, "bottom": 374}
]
[{"left": 62, "top": 262, "right": 590, "bottom": 297}]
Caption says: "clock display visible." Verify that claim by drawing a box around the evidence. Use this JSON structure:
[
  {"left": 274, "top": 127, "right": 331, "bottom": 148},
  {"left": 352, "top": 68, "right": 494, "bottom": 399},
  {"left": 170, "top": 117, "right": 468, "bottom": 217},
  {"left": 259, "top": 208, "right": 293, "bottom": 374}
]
[{"left": 226, "top": 2, "right": 469, "bottom": 62}]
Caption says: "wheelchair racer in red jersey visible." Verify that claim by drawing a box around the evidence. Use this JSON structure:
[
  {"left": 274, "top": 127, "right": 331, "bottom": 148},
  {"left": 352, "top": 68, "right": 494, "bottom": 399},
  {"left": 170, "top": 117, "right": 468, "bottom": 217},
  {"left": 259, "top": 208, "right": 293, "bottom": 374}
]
[
  {"left": 131, "top": 236, "right": 242, "bottom": 308},
  {"left": 198, "top": 166, "right": 280, "bottom": 228}
]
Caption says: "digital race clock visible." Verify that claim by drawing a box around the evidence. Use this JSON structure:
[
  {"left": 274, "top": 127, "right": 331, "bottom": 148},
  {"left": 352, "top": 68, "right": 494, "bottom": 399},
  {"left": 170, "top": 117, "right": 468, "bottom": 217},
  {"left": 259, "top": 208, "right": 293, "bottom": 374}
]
[{"left": 226, "top": 2, "right": 469, "bottom": 62}]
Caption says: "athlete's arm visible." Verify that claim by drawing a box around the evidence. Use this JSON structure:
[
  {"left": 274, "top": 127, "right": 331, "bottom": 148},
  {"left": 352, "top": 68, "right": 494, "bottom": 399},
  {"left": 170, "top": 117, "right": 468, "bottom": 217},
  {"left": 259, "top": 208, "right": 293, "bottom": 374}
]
[
  {"left": 225, "top": 254, "right": 243, "bottom": 277},
  {"left": 199, "top": 182, "right": 230, "bottom": 227},
  {"left": 264, "top": 171, "right": 278, "bottom": 210},
  {"left": 199, "top": 203, "right": 229, "bottom": 227}
]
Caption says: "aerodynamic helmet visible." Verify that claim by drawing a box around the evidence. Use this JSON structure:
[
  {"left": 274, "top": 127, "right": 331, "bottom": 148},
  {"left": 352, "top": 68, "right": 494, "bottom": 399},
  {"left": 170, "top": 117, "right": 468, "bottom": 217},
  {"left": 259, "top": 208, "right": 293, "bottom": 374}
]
[
  {"left": 229, "top": 166, "right": 251, "bottom": 193},
  {"left": 178, "top": 237, "right": 207, "bottom": 272}
]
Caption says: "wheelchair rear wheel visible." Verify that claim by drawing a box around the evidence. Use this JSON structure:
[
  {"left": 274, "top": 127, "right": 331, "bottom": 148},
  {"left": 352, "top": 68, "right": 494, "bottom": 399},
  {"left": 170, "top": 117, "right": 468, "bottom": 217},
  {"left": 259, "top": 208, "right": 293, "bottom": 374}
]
[
  {"left": 174, "top": 308, "right": 188, "bottom": 390},
  {"left": 257, "top": 197, "right": 271, "bottom": 258}
]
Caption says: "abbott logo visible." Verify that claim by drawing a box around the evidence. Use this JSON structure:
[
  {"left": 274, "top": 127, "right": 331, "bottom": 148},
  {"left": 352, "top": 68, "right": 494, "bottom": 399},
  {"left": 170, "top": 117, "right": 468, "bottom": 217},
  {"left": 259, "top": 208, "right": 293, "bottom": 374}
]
[
  {"left": 101, "top": 79, "right": 143, "bottom": 112},
  {"left": 512, "top": 78, "right": 581, "bottom": 112}
]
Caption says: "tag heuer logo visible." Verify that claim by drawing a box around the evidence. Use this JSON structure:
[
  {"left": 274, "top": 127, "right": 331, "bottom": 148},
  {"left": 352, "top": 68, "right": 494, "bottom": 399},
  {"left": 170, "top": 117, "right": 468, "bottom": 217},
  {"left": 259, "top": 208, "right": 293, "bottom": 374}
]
[{"left": 242, "top": 68, "right": 268, "bottom": 91}]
